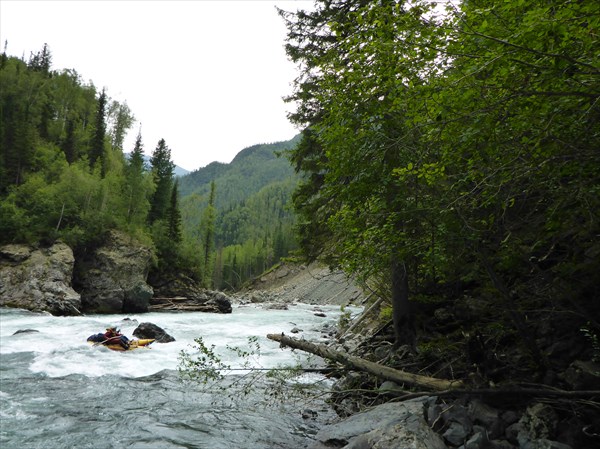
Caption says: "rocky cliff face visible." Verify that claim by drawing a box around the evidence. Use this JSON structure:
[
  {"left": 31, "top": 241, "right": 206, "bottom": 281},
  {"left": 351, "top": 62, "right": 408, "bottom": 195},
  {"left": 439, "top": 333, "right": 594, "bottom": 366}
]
[
  {"left": 0, "top": 242, "right": 81, "bottom": 316},
  {"left": 0, "top": 231, "right": 235, "bottom": 316},
  {"left": 74, "top": 230, "right": 154, "bottom": 314}
]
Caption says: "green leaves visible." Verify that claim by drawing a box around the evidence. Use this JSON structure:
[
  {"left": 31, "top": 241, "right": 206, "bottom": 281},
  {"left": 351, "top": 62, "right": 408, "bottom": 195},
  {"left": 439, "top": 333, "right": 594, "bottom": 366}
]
[{"left": 282, "top": 0, "right": 600, "bottom": 332}]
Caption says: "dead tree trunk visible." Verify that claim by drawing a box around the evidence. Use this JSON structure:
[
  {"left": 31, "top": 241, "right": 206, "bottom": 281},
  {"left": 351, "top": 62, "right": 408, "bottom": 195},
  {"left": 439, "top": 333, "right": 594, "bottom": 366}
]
[{"left": 267, "top": 333, "right": 463, "bottom": 391}]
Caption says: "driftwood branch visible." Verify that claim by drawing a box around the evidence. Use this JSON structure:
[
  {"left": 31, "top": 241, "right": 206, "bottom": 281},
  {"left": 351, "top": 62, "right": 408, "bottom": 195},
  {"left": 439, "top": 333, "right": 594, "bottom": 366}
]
[
  {"left": 267, "top": 334, "right": 600, "bottom": 401},
  {"left": 267, "top": 333, "right": 463, "bottom": 391}
]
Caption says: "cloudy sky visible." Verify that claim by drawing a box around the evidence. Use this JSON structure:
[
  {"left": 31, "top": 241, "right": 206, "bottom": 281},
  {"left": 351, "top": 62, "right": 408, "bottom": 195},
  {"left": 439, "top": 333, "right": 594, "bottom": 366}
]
[{"left": 0, "top": 0, "right": 312, "bottom": 170}]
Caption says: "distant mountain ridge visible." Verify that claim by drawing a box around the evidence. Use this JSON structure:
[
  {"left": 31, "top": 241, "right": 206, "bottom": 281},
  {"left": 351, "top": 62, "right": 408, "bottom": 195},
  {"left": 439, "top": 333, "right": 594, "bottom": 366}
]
[
  {"left": 124, "top": 152, "right": 190, "bottom": 177},
  {"left": 178, "top": 135, "right": 301, "bottom": 208}
]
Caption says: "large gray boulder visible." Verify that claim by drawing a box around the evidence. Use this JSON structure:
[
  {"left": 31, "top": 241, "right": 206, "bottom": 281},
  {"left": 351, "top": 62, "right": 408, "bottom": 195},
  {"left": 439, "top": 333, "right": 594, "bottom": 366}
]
[
  {"left": 309, "top": 397, "right": 448, "bottom": 449},
  {"left": 76, "top": 230, "right": 153, "bottom": 314},
  {"left": 0, "top": 242, "right": 81, "bottom": 316},
  {"left": 132, "top": 322, "right": 175, "bottom": 343}
]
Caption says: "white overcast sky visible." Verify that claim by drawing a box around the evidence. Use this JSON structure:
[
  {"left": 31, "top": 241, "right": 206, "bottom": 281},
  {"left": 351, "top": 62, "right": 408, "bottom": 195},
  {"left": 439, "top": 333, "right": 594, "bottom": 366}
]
[{"left": 0, "top": 0, "right": 312, "bottom": 170}]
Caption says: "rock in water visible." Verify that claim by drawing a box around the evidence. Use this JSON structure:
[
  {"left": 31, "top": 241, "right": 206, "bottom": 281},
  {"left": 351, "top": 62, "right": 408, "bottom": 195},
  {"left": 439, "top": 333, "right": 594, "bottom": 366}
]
[
  {"left": 12, "top": 329, "right": 40, "bottom": 335},
  {"left": 132, "top": 322, "right": 175, "bottom": 343}
]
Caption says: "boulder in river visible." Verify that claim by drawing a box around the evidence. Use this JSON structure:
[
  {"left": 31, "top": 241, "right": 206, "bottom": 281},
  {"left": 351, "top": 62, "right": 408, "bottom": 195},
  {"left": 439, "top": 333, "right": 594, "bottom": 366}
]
[
  {"left": 13, "top": 329, "right": 40, "bottom": 335},
  {"left": 0, "top": 242, "right": 81, "bottom": 316},
  {"left": 132, "top": 322, "right": 175, "bottom": 343}
]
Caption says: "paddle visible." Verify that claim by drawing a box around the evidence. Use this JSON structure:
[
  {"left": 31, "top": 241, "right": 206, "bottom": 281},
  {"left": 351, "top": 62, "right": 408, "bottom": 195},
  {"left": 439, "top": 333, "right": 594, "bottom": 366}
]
[
  {"left": 92, "top": 338, "right": 115, "bottom": 346},
  {"left": 92, "top": 335, "right": 128, "bottom": 347}
]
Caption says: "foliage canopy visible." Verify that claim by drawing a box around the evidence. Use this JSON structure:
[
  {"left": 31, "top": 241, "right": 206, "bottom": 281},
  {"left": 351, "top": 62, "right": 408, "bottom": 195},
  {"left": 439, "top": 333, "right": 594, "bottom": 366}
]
[{"left": 280, "top": 0, "right": 600, "bottom": 353}]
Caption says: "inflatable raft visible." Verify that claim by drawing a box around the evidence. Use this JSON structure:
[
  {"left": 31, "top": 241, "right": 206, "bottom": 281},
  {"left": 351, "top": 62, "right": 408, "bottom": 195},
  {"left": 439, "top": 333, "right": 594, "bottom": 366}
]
[{"left": 89, "top": 338, "right": 155, "bottom": 351}]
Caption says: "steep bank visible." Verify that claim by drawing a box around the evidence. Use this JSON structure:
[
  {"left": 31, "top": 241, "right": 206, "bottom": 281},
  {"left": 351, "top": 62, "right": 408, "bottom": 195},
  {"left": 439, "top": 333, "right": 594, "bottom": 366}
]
[
  {"left": 241, "top": 262, "right": 600, "bottom": 449},
  {"left": 237, "top": 262, "right": 366, "bottom": 307}
]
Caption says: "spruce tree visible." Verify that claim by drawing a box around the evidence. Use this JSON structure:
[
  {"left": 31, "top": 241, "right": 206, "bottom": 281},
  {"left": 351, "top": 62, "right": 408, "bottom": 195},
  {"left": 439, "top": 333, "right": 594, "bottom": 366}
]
[
  {"left": 62, "top": 118, "right": 77, "bottom": 164},
  {"left": 148, "top": 138, "right": 174, "bottom": 224},
  {"left": 89, "top": 88, "right": 107, "bottom": 174},
  {"left": 125, "top": 130, "right": 147, "bottom": 224},
  {"left": 200, "top": 181, "right": 217, "bottom": 287},
  {"left": 167, "top": 180, "right": 182, "bottom": 243}
]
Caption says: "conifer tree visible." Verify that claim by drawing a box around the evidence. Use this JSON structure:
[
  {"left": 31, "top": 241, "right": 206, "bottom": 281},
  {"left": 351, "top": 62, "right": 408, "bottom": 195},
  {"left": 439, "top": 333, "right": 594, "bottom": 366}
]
[
  {"left": 167, "top": 180, "right": 182, "bottom": 243},
  {"left": 200, "top": 181, "right": 217, "bottom": 287},
  {"left": 89, "top": 88, "right": 107, "bottom": 175},
  {"left": 148, "top": 138, "right": 174, "bottom": 224},
  {"left": 125, "top": 130, "right": 148, "bottom": 224},
  {"left": 27, "top": 43, "right": 52, "bottom": 75},
  {"left": 62, "top": 118, "right": 77, "bottom": 164}
]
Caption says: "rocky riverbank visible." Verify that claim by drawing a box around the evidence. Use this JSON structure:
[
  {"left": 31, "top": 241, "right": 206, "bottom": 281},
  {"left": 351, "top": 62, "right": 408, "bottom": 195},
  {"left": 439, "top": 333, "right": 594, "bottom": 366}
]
[
  {"left": 235, "top": 262, "right": 366, "bottom": 307},
  {"left": 238, "top": 263, "right": 599, "bottom": 449},
  {"left": 0, "top": 232, "right": 233, "bottom": 316},
  {"left": 2, "top": 239, "right": 598, "bottom": 448}
]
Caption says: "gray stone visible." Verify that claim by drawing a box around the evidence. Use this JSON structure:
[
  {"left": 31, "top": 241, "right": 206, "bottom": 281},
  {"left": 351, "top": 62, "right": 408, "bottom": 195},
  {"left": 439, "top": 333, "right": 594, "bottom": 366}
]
[
  {"left": 501, "top": 410, "right": 520, "bottom": 426},
  {"left": 206, "top": 291, "right": 233, "bottom": 313},
  {"left": 563, "top": 360, "right": 600, "bottom": 390},
  {"left": 76, "top": 230, "right": 153, "bottom": 314},
  {"left": 440, "top": 403, "right": 472, "bottom": 427},
  {"left": 506, "top": 422, "right": 521, "bottom": 444},
  {"left": 469, "top": 398, "right": 500, "bottom": 428},
  {"left": 13, "top": 329, "right": 40, "bottom": 335},
  {"left": 443, "top": 421, "right": 470, "bottom": 446},
  {"left": 517, "top": 403, "right": 562, "bottom": 449},
  {"left": 309, "top": 398, "right": 448, "bottom": 449},
  {"left": 465, "top": 430, "right": 488, "bottom": 449},
  {"left": 0, "top": 242, "right": 81, "bottom": 316},
  {"left": 132, "top": 322, "right": 175, "bottom": 343}
]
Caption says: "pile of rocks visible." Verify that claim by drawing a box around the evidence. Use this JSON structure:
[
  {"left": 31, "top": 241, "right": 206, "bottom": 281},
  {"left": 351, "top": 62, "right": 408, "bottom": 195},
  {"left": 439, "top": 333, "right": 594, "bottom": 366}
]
[
  {"left": 308, "top": 395, "right": 594, "bottom": 449},
  {"left": 236, "top": 263, "right": 365, "bottom": 307}
]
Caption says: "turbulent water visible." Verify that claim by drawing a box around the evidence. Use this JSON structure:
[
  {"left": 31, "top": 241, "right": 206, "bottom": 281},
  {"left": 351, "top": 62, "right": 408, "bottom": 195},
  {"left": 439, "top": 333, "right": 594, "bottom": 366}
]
[{"left": 0, "top": 304, "right": 360, "bottom": 449}]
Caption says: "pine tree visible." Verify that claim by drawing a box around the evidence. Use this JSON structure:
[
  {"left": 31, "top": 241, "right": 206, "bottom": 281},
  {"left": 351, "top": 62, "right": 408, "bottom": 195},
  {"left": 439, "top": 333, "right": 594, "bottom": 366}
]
[
  {"left": 27, "top": 43, "right": 52, "bottom": 75},
  {"left": 148, "top": 138, "right": 174, "bottom": 224},
  {"left": 125, "top": 130, "right": 148, "bottom": 224},
  {"left": 200, "top": 181, "right": 217, "bottom": 287},
  {"left": 128, "top": 130, "right": 145, "bottom": 173},
  {"left": 89, "top": 88, "right": 107, "bottom": 174},
  {"left": 62, "top": 118, "right": 77, "bottom": 164},
  {"left": 167, "top": 180, "right": 182, "bottom": 243}
]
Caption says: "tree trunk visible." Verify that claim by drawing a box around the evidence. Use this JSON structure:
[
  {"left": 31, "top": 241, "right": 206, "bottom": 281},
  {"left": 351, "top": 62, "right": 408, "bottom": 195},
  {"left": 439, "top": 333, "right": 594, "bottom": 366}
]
[
  {"left": 391, "top": 257, "right": 415, "bottom": 349},
  {"left": 266, "top": 333, "right": 463, "bottom": 391}
]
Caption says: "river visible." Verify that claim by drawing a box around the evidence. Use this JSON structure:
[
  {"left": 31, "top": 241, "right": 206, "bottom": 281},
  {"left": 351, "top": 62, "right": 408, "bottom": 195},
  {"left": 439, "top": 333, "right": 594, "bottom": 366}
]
[{"left": 0, "top": 303, "right": 360, "bottom": 448}]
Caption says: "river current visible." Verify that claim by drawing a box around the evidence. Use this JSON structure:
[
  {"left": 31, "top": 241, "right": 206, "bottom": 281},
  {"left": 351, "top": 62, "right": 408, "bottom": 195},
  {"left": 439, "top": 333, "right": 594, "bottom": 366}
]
[{"left": 0, "top": 303, "right": 359, "bottom": 449}]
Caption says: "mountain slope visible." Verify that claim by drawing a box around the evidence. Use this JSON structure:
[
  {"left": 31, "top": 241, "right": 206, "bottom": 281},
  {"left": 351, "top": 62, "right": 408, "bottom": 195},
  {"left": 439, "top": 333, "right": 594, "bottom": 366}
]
[{"left": 178, "top": 136, "right": 301, "bottom": 209}]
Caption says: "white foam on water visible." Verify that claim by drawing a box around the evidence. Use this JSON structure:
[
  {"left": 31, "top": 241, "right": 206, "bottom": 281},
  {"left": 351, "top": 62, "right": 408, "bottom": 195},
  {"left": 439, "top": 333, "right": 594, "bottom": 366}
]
[{"left": 1, "top": 304, "right": 361, "bottom": 378}]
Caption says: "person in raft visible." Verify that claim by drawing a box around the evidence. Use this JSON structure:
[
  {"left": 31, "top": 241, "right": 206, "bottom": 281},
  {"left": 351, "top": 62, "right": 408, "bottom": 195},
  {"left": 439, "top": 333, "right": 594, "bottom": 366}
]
[{"left": 87, "top": 326, "right": 130, "bottom": 349}]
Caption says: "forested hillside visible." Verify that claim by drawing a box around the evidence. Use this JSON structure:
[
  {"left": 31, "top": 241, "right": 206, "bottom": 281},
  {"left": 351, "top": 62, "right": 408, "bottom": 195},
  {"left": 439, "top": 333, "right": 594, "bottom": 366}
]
[
  {"left": 0, "top": 46, "right": 300, "bottom": 291},
  {"left": 177, "top": 138, "right": 301, "bottom": 290}
]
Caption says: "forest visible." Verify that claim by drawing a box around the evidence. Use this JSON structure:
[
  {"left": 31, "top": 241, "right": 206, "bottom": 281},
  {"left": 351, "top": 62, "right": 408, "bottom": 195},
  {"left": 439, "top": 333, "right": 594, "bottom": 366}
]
[
  {"left": 0, "top": 45, "right": 299, "bottom": 290},
  {"left": 1, "top": 0, "right": 599, "bottom": 354},
  {"left": 280, "top": 0, "right": 599, "bottom": 377}
]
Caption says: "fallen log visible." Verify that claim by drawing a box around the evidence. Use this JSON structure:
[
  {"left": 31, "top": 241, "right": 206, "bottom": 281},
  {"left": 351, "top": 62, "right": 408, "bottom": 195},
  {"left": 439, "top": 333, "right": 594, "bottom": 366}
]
[
  {"left": 266, "top": 333, "right": 463, "bottom": 391},
  {"left": 148, "top": 303, "right": 222, "bottom": 312}
]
